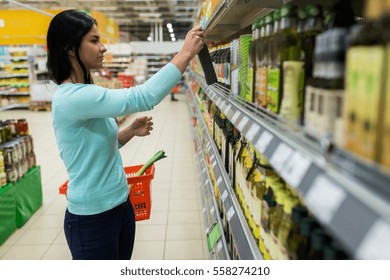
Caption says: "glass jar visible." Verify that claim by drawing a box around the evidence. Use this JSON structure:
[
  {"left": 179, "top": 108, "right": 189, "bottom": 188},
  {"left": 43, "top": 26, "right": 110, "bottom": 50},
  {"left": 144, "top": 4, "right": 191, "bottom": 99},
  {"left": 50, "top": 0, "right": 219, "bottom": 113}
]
[
  {"left": 16, "top": 119, "right": 29, "bottom": 136},
  {"left": 6, "top": 119, "right": 17, "bottom": 138},
  {"left": 5, "top": 164, "right": 18, "bottom": 183},
  {"left": 3, "top": 145, "right": 18, "bottom": 166},
  {"left": 28, "top": 152, "right": 36, "bottom": 169}
]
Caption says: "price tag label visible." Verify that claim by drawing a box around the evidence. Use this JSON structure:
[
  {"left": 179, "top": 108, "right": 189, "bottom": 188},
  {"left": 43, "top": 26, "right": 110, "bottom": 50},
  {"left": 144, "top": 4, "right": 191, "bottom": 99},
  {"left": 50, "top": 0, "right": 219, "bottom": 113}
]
[
  {"left": 202, "top": 167, "right": 206, "bottom": 174},
  {"left": 210, "top": 154, "right": 215, "bottom": 162},
  {"left": 224, "top": 104, "right": 232, "bottom": 116},
  {"left": 210, "top": 206, "right": 215, "bottom": 216},
  {"left": 203, "top": 207, "right": 206, "bottom": 213},
  {"left": 255, "top": 130, "right": 273, "bottom": 153},
  {"left": 246, "top": 123, "right": 261, "bottom": 142},
  {"left": 237, "top": 115, "right": 249, "bottom": 132},
  {"left": 205, "top": 227, "right": 209, "bottom": 234},
  {"left": 231, "top": 110, "right": 241, "bottom": 126},
  {"left": 281, "top": 152, "right": 312, "bottom": 187},
  {"left": 217, "top": 98, "right": 223, "bottom": 108},
  {"left": 217, "top": 240, "right": 223, "bottom": 253},
  {"left": 227, "top": 206, "right": 235, "bottom": 221},
  {"left": 212, "top": 160, "right": 217, "bottom": 169},
  {"left": 221, "top": 189, "right": 228, "bottom": 203},
  {"left": 220, "top": 101, "right": 227, "bottom": 111},
  {"left": 205, "top": 179, "right": 210, "bottom": 185},
  {"left": 305, "top": 175, "right": 346, "bottom": 224},
  {"left": 270, "top": 143, "right": 294, "bottom": 172},
  {"left": 356, "top": 220, "right": 390, "bottom": 259},
  {"left": 216, "top": 176, "right": 222, "bottom": 185}
]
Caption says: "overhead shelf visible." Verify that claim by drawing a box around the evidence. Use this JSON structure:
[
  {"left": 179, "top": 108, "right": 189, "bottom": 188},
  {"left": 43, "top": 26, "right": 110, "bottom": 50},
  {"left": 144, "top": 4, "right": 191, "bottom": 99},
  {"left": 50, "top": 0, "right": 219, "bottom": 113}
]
[
  {"left": 188, "top": 80, "right": 263, "bottom": 260},
  {"left": 204, "top": 0, "right": 284, "bottom": 42},
  {"left": 190, "top": 70, "right": 390, "bottom": 260}
]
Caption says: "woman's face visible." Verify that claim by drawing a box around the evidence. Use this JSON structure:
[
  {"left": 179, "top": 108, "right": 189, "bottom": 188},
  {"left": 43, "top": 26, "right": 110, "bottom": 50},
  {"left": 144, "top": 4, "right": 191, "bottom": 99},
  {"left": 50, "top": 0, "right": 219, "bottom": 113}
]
[{"left": 78, "top": 24, "right": 107, "bottom": 70}]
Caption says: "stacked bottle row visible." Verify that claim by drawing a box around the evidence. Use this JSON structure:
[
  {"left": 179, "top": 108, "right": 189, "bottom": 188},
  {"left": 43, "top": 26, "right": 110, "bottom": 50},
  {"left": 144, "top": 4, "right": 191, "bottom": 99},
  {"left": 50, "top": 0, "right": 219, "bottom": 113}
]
[
  {"left": 233, "top": 137, "right": 348, "bottom": 260},
  {"left": 0, "top": 119, "right": 36, "bottom": 188},
  {"left": 200, "top": 0, "right": 390, "bottom": 171},
  {"left": 194, "top": 84, "right": 349, "bottom": 259}
]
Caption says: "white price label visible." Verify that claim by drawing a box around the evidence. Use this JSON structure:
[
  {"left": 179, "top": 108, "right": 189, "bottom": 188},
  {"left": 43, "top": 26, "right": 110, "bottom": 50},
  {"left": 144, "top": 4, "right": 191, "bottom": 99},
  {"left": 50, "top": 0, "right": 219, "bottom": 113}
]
[
  {"left": 210, "top": 206, "right": 215, "bottom": 216},
  {"left": 221, "top": 189, "right": 228, "bottom": 203},
  {"left": 217, "top": 240, "right": 223, "bottom": 252},
  {"left": 205, "top": 179, "right": 210, "bottom": 185},
  {"left": 246, "top": 123, "right": 261, "bottom": 142},
  {"left": 220, "top": 101, "right": 227, "bottom": 111},
  {"left": 255, "top": 130, "right": 273, "bottom": 153},
  {"left": 270, "top": 143, "right": 294, "bottom": 172},
  {"left": 216, "top": 176, "right": 222, "bottom": 185},
  {"left": 225, "top": 104, "right": 232, "bottom": 115},
  {"left": 231, "top": 110, "right": 241, "bottom": 126},
  {"left": 205, "top": 227, "right": 209, "bottom": 234},
  {"left": 281, "top": 152, "right": 312, "bottom": 187},
  {"left": 237, "top": 116, "right": 249, "bottom": 132},
  {"left": 357, "top": 220, "right": 390, "bottom": 259},
  {"left": 203, "top": 207, "right": 206, "bottom": 213},
  {"left": 227, "top": 206, "right": 235, "bottom": 221},
  {"left": 212, "top": 160, "right": 217, "bottom": 169},
  {"left": 202, "top": 167, "right": 206, "bottom": 174},
  {"left": 305, "top": 175, "right": 346, "bottom": 224},
  {"left": 217, "top": 98, "right": 223, "bottom": 108},
  {"left": 210, "top": 154, "right": 215, "bottom": 162}
]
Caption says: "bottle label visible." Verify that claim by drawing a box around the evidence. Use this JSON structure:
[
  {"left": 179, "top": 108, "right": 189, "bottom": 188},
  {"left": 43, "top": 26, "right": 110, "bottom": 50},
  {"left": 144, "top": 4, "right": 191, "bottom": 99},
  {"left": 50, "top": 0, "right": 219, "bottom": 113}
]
[
  {"left": 280, "top": 61, "right": 304, "bottom": 123},
  {"left": 255, "top": 66, "right": 268, "bottom": 108},
  {"left": 267, "top": 66, "right": 281, "bottom": 113}
]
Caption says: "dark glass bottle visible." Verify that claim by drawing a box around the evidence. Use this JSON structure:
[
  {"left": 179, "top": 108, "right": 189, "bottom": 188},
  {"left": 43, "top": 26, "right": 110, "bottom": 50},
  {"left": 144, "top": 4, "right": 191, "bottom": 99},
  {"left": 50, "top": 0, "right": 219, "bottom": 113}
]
[
  {"left": 286, "top": 205, "right": 308, "bottom": 260},
  {"left": 308, "top": 229, "right": 331, "bottom": 259},
  {"left": 295, "top": 217, "right": 319, "bottom": 259}
]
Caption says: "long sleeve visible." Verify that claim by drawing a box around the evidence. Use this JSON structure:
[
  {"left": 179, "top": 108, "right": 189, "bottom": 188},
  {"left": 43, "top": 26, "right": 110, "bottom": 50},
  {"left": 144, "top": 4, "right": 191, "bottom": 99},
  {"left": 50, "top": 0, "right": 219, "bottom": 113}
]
[{"left": 53, "top": 63, "right": 182, "bottom": 120}]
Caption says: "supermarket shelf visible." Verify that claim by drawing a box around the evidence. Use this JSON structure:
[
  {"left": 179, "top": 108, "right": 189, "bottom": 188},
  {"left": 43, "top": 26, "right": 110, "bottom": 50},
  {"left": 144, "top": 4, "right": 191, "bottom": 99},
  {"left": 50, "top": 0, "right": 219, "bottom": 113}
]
[
  {"left": 195, "top": 136, "right": 230, "bottom": 260},
  {"left": 186, "top": 95, "right": 230, "bottom": 260},
  {"left": 0, "top": 103, "right": 29, "bottom": 111},
  {"left": 188, "top": 80, "right": 263, "bottom": 260},
  {"left": 190, "top": 71, "right": 390, "bottom": 259},
  {"left": 204, "top": 0, "right": 281, "bottom": 42}
]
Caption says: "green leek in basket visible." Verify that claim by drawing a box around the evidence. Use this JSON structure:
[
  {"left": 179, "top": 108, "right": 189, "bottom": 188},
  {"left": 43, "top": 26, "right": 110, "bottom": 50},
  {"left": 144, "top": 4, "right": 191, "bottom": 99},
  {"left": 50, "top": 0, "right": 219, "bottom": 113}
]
[{"left": 136, "top": 150, "right": 167, "bottom": 176}]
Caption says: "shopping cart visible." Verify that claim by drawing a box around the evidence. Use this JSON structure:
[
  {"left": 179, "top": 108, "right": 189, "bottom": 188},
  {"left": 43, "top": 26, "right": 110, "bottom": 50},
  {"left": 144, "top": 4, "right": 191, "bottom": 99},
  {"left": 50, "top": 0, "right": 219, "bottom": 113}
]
[{"left": 59, "top": 164, "right": 155, "bottom": 222}]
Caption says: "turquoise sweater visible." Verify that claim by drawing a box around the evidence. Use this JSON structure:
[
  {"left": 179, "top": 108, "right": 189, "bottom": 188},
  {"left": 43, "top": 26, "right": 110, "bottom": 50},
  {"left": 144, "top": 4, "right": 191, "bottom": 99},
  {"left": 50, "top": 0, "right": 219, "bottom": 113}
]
[{"left": 52, "top": 63, "right": 182, "bottom": 215}]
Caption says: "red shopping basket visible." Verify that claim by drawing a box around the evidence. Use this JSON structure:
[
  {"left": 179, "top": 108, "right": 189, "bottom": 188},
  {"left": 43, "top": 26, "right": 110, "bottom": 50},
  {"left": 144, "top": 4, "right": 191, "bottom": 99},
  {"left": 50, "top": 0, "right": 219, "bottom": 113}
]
[{"left": 59, "top": 164, "right": 155, "bottom": 222}]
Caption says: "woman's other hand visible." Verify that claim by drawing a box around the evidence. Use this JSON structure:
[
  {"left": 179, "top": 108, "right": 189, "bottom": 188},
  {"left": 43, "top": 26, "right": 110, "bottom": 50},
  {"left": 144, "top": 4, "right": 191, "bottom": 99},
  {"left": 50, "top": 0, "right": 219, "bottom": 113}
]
[{"left": 130, "top": 116, "right": 153, "bottom": 137}]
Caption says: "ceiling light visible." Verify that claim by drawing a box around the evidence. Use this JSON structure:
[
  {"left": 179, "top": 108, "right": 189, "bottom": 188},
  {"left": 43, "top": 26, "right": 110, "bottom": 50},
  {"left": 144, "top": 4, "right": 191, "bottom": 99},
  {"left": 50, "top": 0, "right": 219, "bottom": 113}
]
[
  {"left": 147, "top": 36, "right": 152, "bottom": 42},
  {"left": 170, "top": 33, "right": 175, "bottom": 38},
  {"left": 168, "top": 28, "right": 174, "bottom": 33},
  {"left": 166, "top": 23, "right": 172, "bottom": 29},
  {"left": 171, "top": 38, "right": 176, "bottom": 42}
]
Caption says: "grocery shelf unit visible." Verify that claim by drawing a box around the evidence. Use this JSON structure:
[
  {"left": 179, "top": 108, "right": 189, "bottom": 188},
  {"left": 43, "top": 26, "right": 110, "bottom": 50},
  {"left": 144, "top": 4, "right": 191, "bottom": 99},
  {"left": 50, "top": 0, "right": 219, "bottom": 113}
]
[
  {"left": 0, "top": 49, "right": 31, "bottom": 110},
  {"left": 187, "top": 86, "right": 261, "bottom": 259},
  {"left": 188, "top": 0, "right": 390, "bottom": 260}
]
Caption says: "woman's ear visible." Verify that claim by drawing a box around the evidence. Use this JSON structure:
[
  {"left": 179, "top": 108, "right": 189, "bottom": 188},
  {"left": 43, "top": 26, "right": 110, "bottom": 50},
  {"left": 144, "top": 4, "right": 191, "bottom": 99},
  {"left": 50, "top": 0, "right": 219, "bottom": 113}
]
[{"left": 67, "top": 48, "right": 75, "bottom": 57}]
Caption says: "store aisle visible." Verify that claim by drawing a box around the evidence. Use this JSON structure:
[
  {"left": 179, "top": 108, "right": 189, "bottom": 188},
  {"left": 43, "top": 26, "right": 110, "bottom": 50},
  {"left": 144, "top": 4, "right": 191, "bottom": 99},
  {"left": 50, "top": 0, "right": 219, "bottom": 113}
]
[{"left": 0, "top": 92, "right": 209, "bottom": 260}]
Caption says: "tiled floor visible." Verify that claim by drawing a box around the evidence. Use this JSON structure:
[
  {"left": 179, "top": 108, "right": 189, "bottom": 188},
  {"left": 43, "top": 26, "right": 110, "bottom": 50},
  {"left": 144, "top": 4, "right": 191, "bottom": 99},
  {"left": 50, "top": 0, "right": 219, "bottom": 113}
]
[{"left": 0, "top": 91, "right": 209, "bottom": 260}]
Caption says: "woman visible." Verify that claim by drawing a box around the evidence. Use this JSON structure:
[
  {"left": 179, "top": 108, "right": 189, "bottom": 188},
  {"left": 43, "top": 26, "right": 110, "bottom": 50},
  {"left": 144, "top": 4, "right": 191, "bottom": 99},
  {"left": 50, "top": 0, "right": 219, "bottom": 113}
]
[{"left": 46, "top": 9, "right": 204, "bottom": 260}]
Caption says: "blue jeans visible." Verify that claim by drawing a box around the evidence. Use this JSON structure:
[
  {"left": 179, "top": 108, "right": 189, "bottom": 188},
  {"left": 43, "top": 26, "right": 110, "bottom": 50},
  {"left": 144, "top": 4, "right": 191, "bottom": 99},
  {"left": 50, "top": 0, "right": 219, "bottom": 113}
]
[{"left": 64, "top": 198, "right": 136, "bottom": 260}]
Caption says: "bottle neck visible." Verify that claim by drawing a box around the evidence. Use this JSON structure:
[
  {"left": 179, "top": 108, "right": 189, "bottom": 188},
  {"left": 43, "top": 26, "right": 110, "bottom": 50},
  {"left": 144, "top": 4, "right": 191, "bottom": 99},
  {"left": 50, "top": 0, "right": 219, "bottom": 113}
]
[{"left": 280, "top": 17, "right": 296, "bottom": 31}]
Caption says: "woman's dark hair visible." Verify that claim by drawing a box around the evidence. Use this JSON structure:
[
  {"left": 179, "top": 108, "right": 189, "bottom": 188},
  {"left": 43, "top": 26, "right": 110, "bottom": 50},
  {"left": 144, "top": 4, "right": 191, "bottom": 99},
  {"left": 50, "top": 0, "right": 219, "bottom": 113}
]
[{"left": 46, "top": 10, "right": 97, "bottom": 84}]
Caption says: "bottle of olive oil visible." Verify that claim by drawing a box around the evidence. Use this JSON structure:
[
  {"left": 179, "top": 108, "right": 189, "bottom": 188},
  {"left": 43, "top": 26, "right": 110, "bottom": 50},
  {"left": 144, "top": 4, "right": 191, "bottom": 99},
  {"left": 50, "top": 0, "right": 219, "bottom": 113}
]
[
  {"left": 248, "top": 20, "right": 261, "bottom": 103},
  {"left": 278, "top": 4, "right": 304, "bottom": 124},
  {"left": 267, "top": 9, "right": 281, "bottom": 113},
  {"left": 344, "top": 0, "right": 385, "bottom": 160},
  {"left": 255, "top": 13, "right": 273, "bottom": 108}
]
